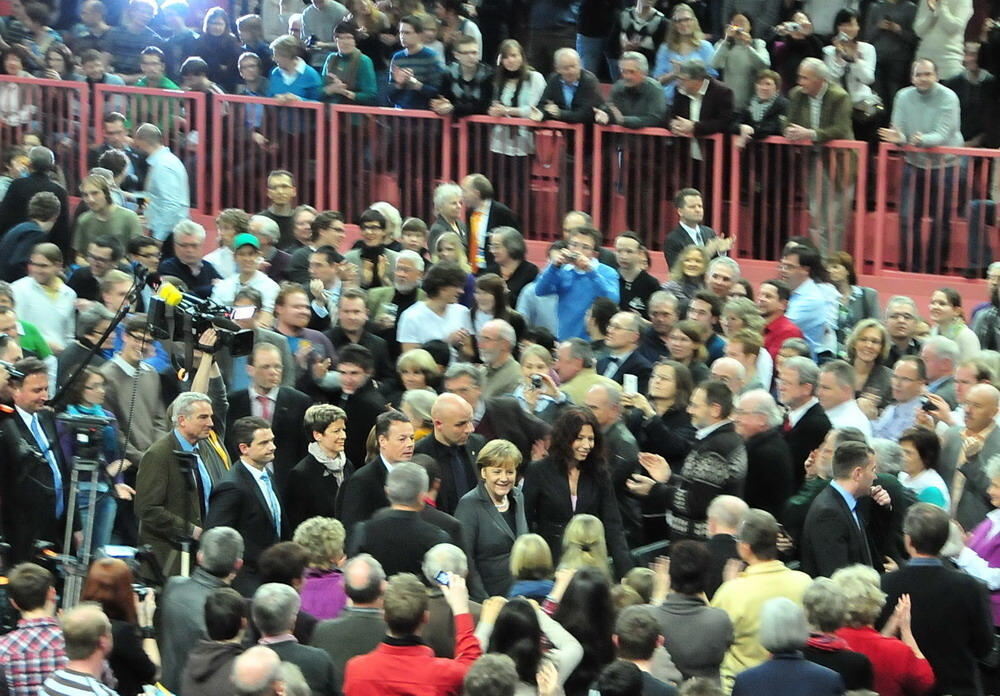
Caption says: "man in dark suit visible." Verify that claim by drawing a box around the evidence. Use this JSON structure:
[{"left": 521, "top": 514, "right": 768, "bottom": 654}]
[
  {"left": 310, "top": 554, "right": 388, "bottom": 693},
  {"left": 1, "top": 357, "right": 72, "bottom": 562},
  {"left": 349, "top": 462, "right": 451, "bottom": 577},
  {"left": 206, "top": 417, "right": 289, "bottom": 596},
  {"left": 733, "top": 390, "right": 795, "bottom": 518},
  {"left": 668, "top": 59, "right": 735, "bottom": 138},
  {"left": 705, "top": 495, "right": 747, "bottom": 598},
  {"left": 538, "top": 48, "right": 603, "bottom": 124},
  {"left": 596, "top": 311, "right": 653, "bottom": 396},
  {"left": 880, "top": 504, "right": 994, "bottom": 696},
  {"left": 251, "top": 583, "right": 338, "bottom": 696},
  {"left": 443, "top": 363, "right": 550, "bottom": 465},
  {"left": 336, "top": 410, "right": 415, "bottom": 535},
  {"left": 413, "top": 393, "right": 484, "bottom": 516},
  {"left": 663, "top": 187, "right": 731, "bottom": 268},
  {"left": 324, "top": 289, "right": 394, "bottom": 385},
  {"left": 461, "top": 174, "right": 520, "bottom": 270},
  {"left": 0, "top": 147, "right": 71, "bottom": 254},
  {"left": 87, "top": 112, "right": 147, "bottom": 191},
  {"left": 226, "top": 342, "right": 311, "bottom": 489},
  {"left": 777, "top": 356, "right": 831, "bottom": 490},
  {"left": 800, "top": 440, "right": 882, "bottom": 578}
]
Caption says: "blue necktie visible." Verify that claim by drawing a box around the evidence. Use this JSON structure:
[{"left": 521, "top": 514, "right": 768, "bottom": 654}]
[
  {"left": 194, "top": 450, "right": 212, "bottom": 513},
  {"left": 260, "top": 471, "right": 281, "bottom": 536},
  {"left": 31, "top": 414, "right": 63, "bottom": 518}
]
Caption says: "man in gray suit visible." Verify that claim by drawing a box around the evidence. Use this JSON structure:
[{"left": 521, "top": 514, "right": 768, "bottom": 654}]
[
  {"left": 157, "top": 527, "right": 244, "bottom": 692},
  {"left": 310, "top": 555, "right": 387, "bottom": 692},
  {"left": 939, "top": 384, "right": 1000, "bottom": 531}
]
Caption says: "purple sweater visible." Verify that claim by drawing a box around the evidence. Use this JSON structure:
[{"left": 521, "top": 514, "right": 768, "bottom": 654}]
[
  {"left": 299, "top": 568, "right": 347, "bottom": 621},
  {"left": 967, "top": 518, "right": 1000, "bottom": 624}
]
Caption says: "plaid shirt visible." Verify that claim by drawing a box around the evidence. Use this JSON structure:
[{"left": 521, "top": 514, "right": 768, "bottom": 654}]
[{"left": 0, "top": 616, "right": 67, "bottom": 696}]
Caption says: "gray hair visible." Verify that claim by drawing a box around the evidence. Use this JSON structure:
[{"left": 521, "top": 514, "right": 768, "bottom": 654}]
[
  {"left": 433, "top": 182, "right": 463, "bottom": 212},
  {"left": 738, "top": 389, "right": 783, "bottom": 428},
  {"left": 820, "top": 360, "right": 855, "bottom": 391},
  {"left": 782, "top": 355, "right": 819, "bottom": 390},
  {"left": 173, "top": 219, "right": 206, "bottom": 243},
  {"left": 385, "top": 461, "right": 429, "bottom": 506},
  {"left": 758, "top": 597, "right": 809, "bottom": 653},
  {"left": 396, "top": 249, "right": 426, "bottom": 272},
  {"left": 401, "top": 389, "right": 435, "bottom": 426},
  {"left": 802, "top": 578, "right": 848, "bottom": 633},
  {"left": 799, "top": 56, "right": 829, "bottom": 81},
  {"left": 648, "top": 291, "right": 678, "bottom": 310},
  {"left": 444, "top": 362, "right": 484, "bottom": 388},
  {"left": 251, "top": 583, "right": 300, "bottom": 636},
  {"left": 249, "top": 215, "right": 280, "bottom": 243},
  {"left": 872, "top": 438, "right": 904, "bottom": 475},
  {"left": 921, "top": 335, "right": 960, "bottom": 365},
  {"left": 562, "top": 337, "right": 596, "bottom": 369},
  {"left": 76, "top": 303, "right": 114, "bottom": 341},
  {"left": 231, "top": 646, "right": 281, "bottom": 696},
  {"left": 422, "top": 543, "right": 468, "bottom": 584},
  {"left": 88, "top": 167, "right": 115, "bottom": 187},
  {"left": 885, "top": 295, "right": 918, "bottom": 320},
  {"left": 620, "top": 51, "right": 649, "bottom": 74},
  {"left": 28, "top": 146, "right": 55, "bottom": 171},
  {"left": 554, "top": 47, "right": 580, "bottom": 64},
  {"left": 706, "top": 495, "right": 748, "bottom": 529},
  {"left": 343, "top": 553, "right": 386, "bottom": 601},
  {"left": 463, "top": 654, "right": 519, "bottom": 696},
  {"left": 171, "top": 392, "right": 212, "bottom": 426},
  {"left": 986, "top": 453, "right": 1000, "bottom": 482},
  {"left": 677, "top": 58, "right": 709, "bottom": 81},
  {"left": 483, "top": 319, "right": 516, "bottom": 347},
  {"left": 199, "top": 527, "right": 245, "bottom": 577},
  {"left": 491, "top": 226, "right": 526, "bottom": 261},
  {"left": 277, "top": 663, "right": 310, "bottom": 696},
  {"left": 589, "top": 382, "right": 623, "bottom": 407},
  {"left": 781, "top": 337, "right": 812, "bottom": 357}
]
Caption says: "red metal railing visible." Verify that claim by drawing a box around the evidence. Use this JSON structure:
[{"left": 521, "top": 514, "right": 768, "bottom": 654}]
[{"left": 591, "top": 127, "right": 725, "bottom": 254}]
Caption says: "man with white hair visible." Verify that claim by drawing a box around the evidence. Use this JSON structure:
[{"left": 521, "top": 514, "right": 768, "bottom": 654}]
[
  {"left": 939, "top": 383, "right": 1000, "bottom": 531},
  {"left": 777, "top": 355, "right": 832, "bottom": 488},
  {"left": 783, "top": 57, "right": 854, "bottom": 254},
  {"left": 705, "top": 257, "right": 740, "bottom": 300},
  {"left": 478, "top": 319, "right": 520, "bottom": 399},
  {"left": 595, "top": 51, "right": 667, "bottom": 128},
  {"left": 249, "top": 213, "right": 292, "bottom": 282},
  {"left": 135, "top": 391, "right": 225, "bottom": 577},
  {"left": 251, "top": 583, "right": 338, "bottom": 696},
  {"left": 733, "top": 389, "right": 794, "bottom": 518},
  {"left": 420, "top": 543, "right": 483, "bottom": 658},
  {"left": 705, "top": 495, "right": 749, "bottom": 598},
  {"left": 711, "top": 357, "right": 747, "bottom": 395},
  {"left": 539, "top": 47, "right": 603, "bottom": 123},
  {"left": 158, "top": 220, "right": 221, "bottom": 299},
  {"left": 231, "top": 646, "right": 282, "bottom": 696},
  {"left": 921, "top": 334, "right": 960, "bottom": 408},
  {"left": 350, "top": 461, "right": 450, "bottom": 577},
  {"left": 596, "top": 311, "right": 652, "bottom": 395}
]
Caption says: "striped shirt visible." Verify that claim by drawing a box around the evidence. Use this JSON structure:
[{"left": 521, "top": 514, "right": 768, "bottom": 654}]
[
  {"left": 0, "top": 617, "right": 67, "bottom": 696},
  {"left": 42, "top": 668, "right": 120, "bottom": 696}
]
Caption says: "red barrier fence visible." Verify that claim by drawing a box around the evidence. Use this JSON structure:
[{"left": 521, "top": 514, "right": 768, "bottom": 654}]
[{"left": 9, "top": 74, "right": 1000, "bottom": 281}]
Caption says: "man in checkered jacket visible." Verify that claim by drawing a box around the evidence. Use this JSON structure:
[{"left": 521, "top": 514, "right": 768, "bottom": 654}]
[{"left": 0, "top": 563, "right": 66, "bottom": 696}]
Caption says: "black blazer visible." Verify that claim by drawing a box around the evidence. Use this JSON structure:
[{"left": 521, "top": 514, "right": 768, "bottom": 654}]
[
  {"left": 0, "top": 172, "right": 71, "bottom": 253},
  {"left": 475, "top": 396, "right": 550, "bottom": 465},
  {"left": 522, "top": 456, "right": 634, "bottom": 578},
  {"left": 469, "top": 200, "right": 521, "bottom": 268},
  {"left": 336, "top": 457, "right": 390, "bottom": 537},
  {"left": 205, "top": 462, "right": 288, "bottom": 570},
  {"left": 668, "top": 78, "right": 734, "bottom": 136},
  {"left": 226, "top": 386, "right": 311, "bottom": 488},
  {"left": 596, "top": 351, "right": 653, "bottom": 396},
  {"left": 705, "top": 533, "right": 739, "bottom": 599},
  {"left": 735, "top": 95, "right": 789, "bottom": 138},
  {"left": 265, "top": 639, "right": 339, "bottom": 696},
  {"left": 743, "top": 428, "right": 794, "bottom": 518},
  {"left": 800, "top": 484, "right": 874, "bottom": 578},
  {"left": 880, "top": 563, "right": 994, "bottom": 696},
  {"left": 538, "top": 69, "right": 604, "bottom": 123},
  {"left": 286, "top": 453, "right": 356, "bottom": 532},
  {"left": 663, "top": 224, "right": 721, "bottom": 269},
  {"left": 481, "top": 260, "right": 538, "bottom": 307},
  {"left": 783, "top": 402, "right": 831, "bottom": 490},
  {"left": 413, "top": 432, "right": 485, "bottom": 516},
  {"left": 454, "top": 483, "right": 528, "bottom": 598},
  {"left": 325, "top": 326, "right": 395, "bottom": 385},
  {"left": 316, "top": 382, "right": 388, "bottom": 471},
  {"left": 349, "top": 508, "right": 451, "bottom": 578},
  {"left": 3, "top": 410, "right": 72, "bottom": 562}
]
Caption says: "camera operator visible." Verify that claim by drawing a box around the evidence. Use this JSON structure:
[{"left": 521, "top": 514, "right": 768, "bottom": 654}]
[{"left": 0, "top": 357, "right": 74, "bottom": 563}]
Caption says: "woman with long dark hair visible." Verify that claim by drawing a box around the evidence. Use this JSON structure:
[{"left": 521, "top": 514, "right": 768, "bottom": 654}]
[
  {"left": 488, "top": 39, "right": 545, "bottom": 157},
  {"left": 523, "top": 407, "right": 633, "bottom": 578},
  {"left": 471, "top": 272, "right": 525, "bottom": 340},
  {"left": 550, "top": 567, "right": 617, "bottom": 696},
  {"left": 81, "top": 558, "right": 158, "bottom": 695}
]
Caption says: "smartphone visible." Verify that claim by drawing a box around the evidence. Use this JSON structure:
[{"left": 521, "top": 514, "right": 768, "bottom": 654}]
[
  {"left": 434, "top": 570, "right": 450, "bottom": 586},
  {"left": 836, "top": 31, "right": 850, "bottom": 42},
  {"left": 229, "top": 305, "right": 256, "bottom": 321},
  {"left": 623, "top": 374, "right": 638, "bottom": 395}
]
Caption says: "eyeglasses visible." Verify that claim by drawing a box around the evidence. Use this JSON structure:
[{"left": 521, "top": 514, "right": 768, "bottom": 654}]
[
  {"left": 887, "top": 312, "right": 915, "bottom": 321},
  {"left": 777, "top": 261, "right": 802, "bottom": 271},
  {"left": 87, "top": 253, "right": 114, "bottom": 263},
  {"left": 568, "top": 241, "right": 594, "bottom": 252}
]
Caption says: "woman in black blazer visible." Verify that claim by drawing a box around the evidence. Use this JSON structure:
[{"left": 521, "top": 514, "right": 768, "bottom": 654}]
[
  {"left": 523, "top": 407, "right": 633, "bottom": 579},
  {"left": 285, "top": 405, "right": 354, "bottom": 532},
  {"left": 454, "top": 439, "right": 529, "bottom": 596}
]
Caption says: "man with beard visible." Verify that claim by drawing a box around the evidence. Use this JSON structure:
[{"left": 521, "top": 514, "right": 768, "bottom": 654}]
[{"left": 366, "top": 251, "right": 426, "bottom": 359}]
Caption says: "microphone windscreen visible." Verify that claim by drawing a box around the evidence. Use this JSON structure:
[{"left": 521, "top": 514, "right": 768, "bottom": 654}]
[{"left": 158, "top": 282, "right": 183, "bottom": 307}]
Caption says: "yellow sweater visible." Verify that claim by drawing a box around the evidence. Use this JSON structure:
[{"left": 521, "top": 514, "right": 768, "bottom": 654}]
[{"left": 710, "top": 560, "right": 813, "bottom": 692}]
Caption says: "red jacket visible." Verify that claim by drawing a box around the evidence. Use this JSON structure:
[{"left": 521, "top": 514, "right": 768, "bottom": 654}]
[
  {"left": 343, "top": 612, "right": 482, "bottom": 696},
  {"left": 764, "top": 314, "right": 805, "bottom": 360},
  {"left": 836, "top": 626, "right": 935, "bottom": 696}
]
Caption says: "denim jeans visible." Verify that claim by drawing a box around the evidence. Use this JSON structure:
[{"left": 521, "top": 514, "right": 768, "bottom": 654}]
[{"left": 77, "top": 482, "right": 117, "bottom": 554}]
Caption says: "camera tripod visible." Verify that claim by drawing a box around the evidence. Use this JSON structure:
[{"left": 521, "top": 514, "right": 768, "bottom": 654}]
[{"left": 60, "top": 457, "right": 103, "bottom": 609}]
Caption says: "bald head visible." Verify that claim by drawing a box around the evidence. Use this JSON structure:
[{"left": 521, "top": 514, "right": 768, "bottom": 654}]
[
  {"left": 710, "top": 357, "right": 746, "bottom": 393},
  {"left": 584, "top": 382, "right": 622, "bottom": 429},
  {"left": 555, "top": 47, "right": 582, "bottom": 84},
  {"left": 431, "top": 392, "right": 475, "bottom": 446},
  {"left": 232, "top": 646, "right": 281, "bottom": 696},
  {"left": 707, "top": 495, "right": 749, "bottom": 534},
  {"left": 965, "top": 383, "right": 1000, "bottom": 432}
]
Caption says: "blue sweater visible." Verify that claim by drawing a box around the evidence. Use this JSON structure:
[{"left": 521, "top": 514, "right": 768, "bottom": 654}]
[
  {"left": 387, "top": 46, "right": 444, "bottom": 109},
  {"left": 534, "top": 261, "right": 620, "bottom": 340},
  {"left": 267, "top": 62, "right": 323, "bottom": 101}
]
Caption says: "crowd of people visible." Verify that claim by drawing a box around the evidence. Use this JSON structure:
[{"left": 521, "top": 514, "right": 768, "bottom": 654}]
[{"left": 0, "top": 0, "right": 998, "bottom": 695}]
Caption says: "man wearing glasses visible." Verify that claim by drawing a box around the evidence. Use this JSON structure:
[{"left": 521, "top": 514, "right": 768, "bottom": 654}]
[
  {"left": 535, "top": 225, "right": 619, "bottom": 340},
  {"left": 777, "top": 243, "right": 836, "bottom": 360},
  {"left": 885, "top": 296, "right": 923, "bottom": 366},
  {"left": 872, "top": 356, "right": 927, "bottom": 440},
  {"left": 67, "top": 237, "right": 127, "bottom": 305}
]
